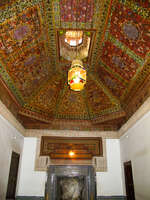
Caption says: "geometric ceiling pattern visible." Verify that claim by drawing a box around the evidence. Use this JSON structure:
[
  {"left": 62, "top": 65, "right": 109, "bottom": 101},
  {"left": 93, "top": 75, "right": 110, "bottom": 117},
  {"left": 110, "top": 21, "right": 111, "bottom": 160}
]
[{"left": 0, "top": 0, "right": 150, "bottom": 131}]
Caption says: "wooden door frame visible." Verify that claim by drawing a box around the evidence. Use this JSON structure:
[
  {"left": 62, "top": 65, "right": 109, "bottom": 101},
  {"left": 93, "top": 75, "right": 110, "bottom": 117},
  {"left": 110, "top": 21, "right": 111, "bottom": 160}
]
[
  {"left": 6, "top": 151, "right": 20, "bottom": 200},
  {"left": 124, "top": 160, "right": 135, "bottom": 200}
]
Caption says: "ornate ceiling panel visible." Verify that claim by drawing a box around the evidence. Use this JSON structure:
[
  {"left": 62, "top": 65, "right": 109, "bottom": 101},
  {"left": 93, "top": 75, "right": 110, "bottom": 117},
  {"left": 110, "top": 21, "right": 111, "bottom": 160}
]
[
  {"left": 96, "top": 67, "right": 126, "bottom": 99},
  {"left": 95, "top": 0, "right": 150, "bottom": 108},
  {"left": 101, "top": 41, "right": 139, "bottom": 81},
  {"left": 110, "top": 2, "right": 150, "bottom": 58},
  {"left": 60, "top": 0, "right": 94, "bottom": 23},
  {"left": 22, "top": 75, "right": 65, "bottom": 118},
  {"left": 0, "top": 2, "right": 50, "bottom": 104},
  {"left": 85, "top": 75, "right": 120, "bottom": 117},
  {"left": 0, "top": 1, "right": 14, "bottom": 7},
  {"left": 0, "top": 0, "right": 150, "bottom": 131},
  {"left": 56, "top": 84, "right": 90, "bottom": 120}
]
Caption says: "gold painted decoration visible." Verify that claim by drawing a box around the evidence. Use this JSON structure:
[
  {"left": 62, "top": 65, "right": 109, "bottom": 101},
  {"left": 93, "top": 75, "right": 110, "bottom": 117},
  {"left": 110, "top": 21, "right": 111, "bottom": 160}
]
[
  {"left": 68, "top": 59, "right": 86, "bottom": 91},
  {"left": 1, "top": 0, "right": 149, "bottom": 131}
]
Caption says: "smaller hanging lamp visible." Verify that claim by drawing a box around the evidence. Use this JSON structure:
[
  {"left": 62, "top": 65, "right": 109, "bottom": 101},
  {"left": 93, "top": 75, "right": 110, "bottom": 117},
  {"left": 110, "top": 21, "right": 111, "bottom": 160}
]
[{"left": 68, "top": 59, "right": 86, "bottom": 91}]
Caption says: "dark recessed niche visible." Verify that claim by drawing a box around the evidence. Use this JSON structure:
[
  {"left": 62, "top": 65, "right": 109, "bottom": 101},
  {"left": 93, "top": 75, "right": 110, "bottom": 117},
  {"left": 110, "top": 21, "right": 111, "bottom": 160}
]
[
  {"left": 57, "top": 176, "right": 86, "bottom": 200},
  {"left": 46, "top": 165, "right": 96, "bottom": 200}
]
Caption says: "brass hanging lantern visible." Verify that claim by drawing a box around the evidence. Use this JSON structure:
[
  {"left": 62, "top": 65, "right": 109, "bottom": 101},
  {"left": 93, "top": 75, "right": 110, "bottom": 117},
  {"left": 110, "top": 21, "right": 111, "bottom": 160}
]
[{"left": 68, "top": 59, "right": 86, "bottom": 91}]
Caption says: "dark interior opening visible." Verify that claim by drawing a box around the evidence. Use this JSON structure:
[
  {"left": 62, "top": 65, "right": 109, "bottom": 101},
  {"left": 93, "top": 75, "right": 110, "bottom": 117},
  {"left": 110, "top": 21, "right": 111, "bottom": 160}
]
[
  {"left": 46, "top": 165, "right": 96, "bottom": 200},
  {"left": 57, "top": 176, "right": 86, "bottom": 200}
]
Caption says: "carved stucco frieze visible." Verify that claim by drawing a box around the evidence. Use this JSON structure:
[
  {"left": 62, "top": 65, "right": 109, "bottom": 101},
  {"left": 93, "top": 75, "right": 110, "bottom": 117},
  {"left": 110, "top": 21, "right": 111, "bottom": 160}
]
[{"left": 34, "top": 137, "right": 107, "bottom": 172}]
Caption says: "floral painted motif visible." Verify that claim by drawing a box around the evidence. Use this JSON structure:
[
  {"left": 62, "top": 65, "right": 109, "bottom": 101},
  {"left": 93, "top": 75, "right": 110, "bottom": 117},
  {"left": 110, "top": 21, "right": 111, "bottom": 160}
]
[
  {"left": 5, "top": 43, "right": 49, "bottom": 97},
  {"left": 24, "top": 76, "right": 65, "bottom": 115},
  {"left": 101, "top": 42, "right": 139, "bottom": 81},
  {"left": 110, "top": 3, "right": 150, "bottom": 58},
  {"left": 133, "top": 0, "right": 150, "bottom": 8},
  {"left": 0, "top": 0, "right": 15, "bottom": 7},
  {"left": 97, "top": 67, "right": 126, "bottom": 98},
  {"left": 60, "top": 0, "right": 94, "bottom": 22},
  {"left": 0, "top": 6, "right": 41, "bottom": 57},
  {"left": 86, "top": 78, "right": 117, "bottom": 116},
  {"left": 57, "top": 85, "right": 89, "bottom": 119}
]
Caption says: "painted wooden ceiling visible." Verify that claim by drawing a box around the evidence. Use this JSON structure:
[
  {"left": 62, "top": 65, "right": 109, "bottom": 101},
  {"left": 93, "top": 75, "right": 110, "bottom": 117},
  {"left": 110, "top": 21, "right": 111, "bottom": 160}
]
[{"left": 0, "top": 0, "right": 150, "bottom": 131}]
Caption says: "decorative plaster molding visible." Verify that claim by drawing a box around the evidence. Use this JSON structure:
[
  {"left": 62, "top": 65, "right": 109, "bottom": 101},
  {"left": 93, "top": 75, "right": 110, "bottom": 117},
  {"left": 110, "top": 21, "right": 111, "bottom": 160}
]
[
  {"left": 0, "top": 100, "right": 26, "bottom": 136},
  {"left": 35, "top": 138, "right": 50, "bottom": 171},
  {"left": 93, "top": 138, "right": 107, "bottom": 172},
  {"left": 25, "top": 129, "right": 118, "bottom": 138},
  {"left": 34, "top": 137, "right": 107, "bottom": 172}
]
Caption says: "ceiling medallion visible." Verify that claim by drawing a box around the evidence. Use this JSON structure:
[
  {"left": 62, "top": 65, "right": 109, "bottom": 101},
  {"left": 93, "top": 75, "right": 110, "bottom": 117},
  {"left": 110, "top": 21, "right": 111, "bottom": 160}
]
[{"left": 68, "top": 59, "right": 86, "bottom": 91}]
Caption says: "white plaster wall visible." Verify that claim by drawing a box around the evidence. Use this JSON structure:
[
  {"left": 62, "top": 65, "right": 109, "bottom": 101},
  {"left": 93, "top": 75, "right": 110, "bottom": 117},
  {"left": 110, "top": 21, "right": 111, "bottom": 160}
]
[
  {"left": 0, "top": 115, "right": 24, "bottom": 200},
  {"left": 120, "top": 111, "right": 150, "bottom": 200},
  {"left": 17, "top": 138, "right": 46, "bottom": 196},
  {"left": 96, "top": 139, "right": 123, "bottom": 196}
]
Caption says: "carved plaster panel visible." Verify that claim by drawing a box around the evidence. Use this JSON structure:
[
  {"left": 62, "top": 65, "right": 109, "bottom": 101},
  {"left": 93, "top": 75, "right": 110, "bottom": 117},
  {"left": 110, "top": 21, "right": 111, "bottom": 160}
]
[{"left": 34, "top": 137, "right": 107, "bottom": 172}]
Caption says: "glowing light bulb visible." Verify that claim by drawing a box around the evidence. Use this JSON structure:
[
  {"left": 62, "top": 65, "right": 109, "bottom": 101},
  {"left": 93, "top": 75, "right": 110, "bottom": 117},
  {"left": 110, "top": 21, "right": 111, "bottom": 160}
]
[
  {"left": 74, "top": 76, "right": 80, "bottom": 83},
  {"left": 69, "top": 151, "right": 75, "bottom": 157}
]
